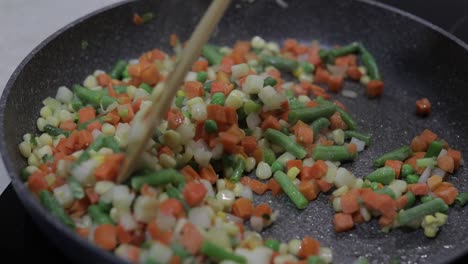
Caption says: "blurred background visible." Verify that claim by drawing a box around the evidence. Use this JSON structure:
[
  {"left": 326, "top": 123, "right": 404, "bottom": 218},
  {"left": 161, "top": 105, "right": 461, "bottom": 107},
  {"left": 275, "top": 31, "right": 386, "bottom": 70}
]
[{"left": 0, "top": 0, "right": 467, "bottom": 262}]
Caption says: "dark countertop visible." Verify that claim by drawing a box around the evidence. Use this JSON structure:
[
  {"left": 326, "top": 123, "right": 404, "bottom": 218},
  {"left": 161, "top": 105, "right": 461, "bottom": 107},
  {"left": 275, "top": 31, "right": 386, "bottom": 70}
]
[{"left": 1, "top": 1, "right": 467, "bottom": 263}]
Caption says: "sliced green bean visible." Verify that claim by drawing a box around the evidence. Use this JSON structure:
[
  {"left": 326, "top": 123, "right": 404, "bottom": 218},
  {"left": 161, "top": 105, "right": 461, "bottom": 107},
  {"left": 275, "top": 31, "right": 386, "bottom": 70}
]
[
  {"left": 274, "top": 171, "right": 308, "bottom": 209},
  {"left": 265, "top": 239, "right": 280, "bottom": 251},
  {"left": 374, "top": 186, "right": 396, "bottom": 199},
  {"left": 312, "top": 145, "right": 356, "bottom": 161},
  {"left": 201, "top": 240, "right": 247, "bottom": 264},
  {"left": 98, "top": 200, "right": 113, "bottom": 213},
  {"left": 263, "top": 76, "right": 278, "bottom": 87},
  {"left": 322, "top": 42, "right": 361, "bottom": 63},
  {"left": 74, "top": 134, "right": 108, "bottom": 165},
  {"left": 455, "top": 192, "right": 468, "bottom": 207},
  {"left": 103, "top": 136, "right": 121, "bottom": 153},
  {"left": 139, "top": 83, "right": 152, "bottom": 94},
  {"left": 405, "top": 174, "right": 419, "bottom": 184},
  {"left": 114, "top": 85, "right": 127, "bottom": 94},
  {"left": 73, "top": 85, "right": 117, "bottom": 109},
  {"left": 405, "top": 192, "right": 416, "bottom": 209},
  {"left": 373, "top": 146, "right": 412, "bottom": 167},
  {"left": 336, "top": 108, "right": 358, "bottom": 131},
  {"left": 416, "top": 157, "right": 436, "bottom": 169},
  {"left": 109, "top": 59, "right": 127, "bottom": 80},
  {"left": 421, "top": 195, "right": 434, "bottom": 203},
  {"left": 271, "top": 160, "right": 284, "bottom": 173},
  {"left": 43, "top": 124, "right": 70, "bottom": 137},
  {"left": 166, "top": 186, "right": 190, "bottom": 211},
  {"left": 365, "top": 167, "right": 395, "bottom": 185},
  {"left": 71, "top": 97, "right": 83, "bottom": 111},
  {"left": 264, "top": 129, "right": 307, "bottom": 159},
  {"left": 230, "top": 157, "right": 245, "bottom": 182},
  {"left": 397, "top": 198, "right": 448, "bottom": 226},
  {"left": 260, "top": 54, "right": 299, "bottom": 72},
  {"left": 39, "top": 190, "right": 75, "bottom": 228},
  {"left": 310, "top": 117, "right": 330, "bottom": 139},
  {"left": 131, "top": 169, "right": 185, "bottom": 191},
  {"left": 288, "top": 104, "right": 337, "bottom": 124},
  {"left": 202, "top": 44, "right": 223, "bottom": 65},
  {"left": 171, "top": 243, "right": 192, "bottom": 259},
  {"left": 424, "top": 140, "right": 444, "bottom": 158},
  {"left": 88, "top": 204, "right": 114, "bottom": 225},
  {"left": 359, "top": 45, "right": 381, "bottom": 80},
  {"left": 344, "top": 130, "right": 371, "bottom": 146}
]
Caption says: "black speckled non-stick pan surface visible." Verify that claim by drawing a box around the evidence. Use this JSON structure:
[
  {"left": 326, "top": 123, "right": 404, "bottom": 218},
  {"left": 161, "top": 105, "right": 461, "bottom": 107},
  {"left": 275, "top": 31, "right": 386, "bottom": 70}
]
[{"left": 1, "top": 0, "right": 467, "bottom": 263}]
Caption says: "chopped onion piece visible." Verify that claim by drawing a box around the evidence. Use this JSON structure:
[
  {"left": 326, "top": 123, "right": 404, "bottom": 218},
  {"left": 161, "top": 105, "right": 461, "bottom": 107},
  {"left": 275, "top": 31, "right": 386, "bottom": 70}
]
[
  {"left": 350, "top": 137, "right": 366, "bottom": 152},
  {"left": 418, "top": 167, "right": 432, "bottom": 183},
  {"left": 341, "top": 89, "right": 358, "bottom": 98}
]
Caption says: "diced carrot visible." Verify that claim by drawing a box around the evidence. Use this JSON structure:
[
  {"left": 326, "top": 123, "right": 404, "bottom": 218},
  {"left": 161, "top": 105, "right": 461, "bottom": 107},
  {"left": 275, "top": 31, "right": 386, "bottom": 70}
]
[
  {"left": 77, "top": 130, "right": 93, "bottom": 150},
  {"left": 447, "top": 149, "right": 462, "bottom": 170},
  {"left": 180, "top": 165, "right": 200, "bottom": 182},
  {"left": 97, "top": 73, "right": 111, "bottom": 86},
  {"left": 85, "top": 187, "right": 99, "bottom": 204},
  {"left": 192, "top": 59, "right": 208, "bottom": 72},
  {"left": 314, "top": 67, "right": 330, "bottom": 84},
  {"left": 167, "top": 109, "right": 185, "bottom": 130},
  {"left": 404, "top": 152, "right": 426, "bottom": 171},
  {"left": 407, "top": 183, "right": 430, "bottom": 196},
  {"left": 226, "top": 124, "right": 245, "bottom": 140},
  {"left": 333, "top": 213, "right": 354, "bottom": 233},
  {"left": 291, "top": 121, "right": 314, "bottom": 145},
  {"left": 379, "top": 215, "right": 395, "bottom": 227},
  {"left": 286, "top": 160, "right": 303, "bottom": 171},
  {"left": 28, "top": 171, "right": 48, "bottom": 193},
  {"left": 170, "top": 256, "right": 181, "bottom": 264},
  {"left": 232, "top": 197, "right": 254, "bottom": 220},
  {"left": 317, "top": 179, "right": 334, "bottom": 192},
  {"left": 159, "top": 198, "right": 185, "bottom": 218},
  {"left": 169, "top": 34, "right": 179, "bottom": 47},
  {"left": 59, "top": 120, "right": 77, "bottom": 131},
  {"left": 395, "top": 194, "right": 408, "bottom": 210},
  {"left": 105, "top": 110, "right": 121, "bottom": 125},
  {"left": 261, "top": 115, "right": 281, "bottom": 131},
  {"left": 360, "top": 188, "right": 397, "bottom": 218},
  {"left": 183, "top": 181, "right": 207, "bottom": 206},
  {"left": 416, "top": 97, "right": 431, "bottom": 116},
  {"left": 123, "top": 245, "right": 141, "bottom": 263},
  {"left": 433, "top": 182, "right": 459, "bottom": 205},
  {"left": 366, "top": 80, "right": 384, "bottom": 98},
  {"left": 158, "top": 230, "right": 173, "bottom": 246},
  {"left": 267, "top": 178, "right": 283, "bottom": 195},
  {"left": 210, "top": 81, "right": 228, "bottom": 95},
  {"left": 147, "top": 220, "right": 161, "bottom": 240},
  {"left": 252, "top": 149, "right": 263, "bottom": 164},
  {"left": 94, "top": 154, "right": 124, "bottom": 181},
  {"left": 384, "top": 160, "right": 403, "bottom": 178},
  {"left": 219, "top": 132, "right": 241, "bottom": 153},
  {"left": 184, "top": 81, "right": 204, "bottom": 99},
  {"left": 341, "top": 189, "right": 360, "bottom": 214},
  {"left": 297, "top": 236, "right": 320, "bottom": 258},
  {"left": 419, "top": 129, "right": 438, "bottom": 144},
  {"left": 94, "top": 224, "right": 118, "bottom": 250},
  {"left": 327, "top": 75, "right": 344, "bottom": 93},
  {"left": 437, "top": 155, "right": 455, "bottom": 173},
  {"left": 180, "top": 222, "right": 204, "bottom": 254},
  {"left": 300, "top": 160, "right": 328, "bottom": 180},
  {"left": 75, "top": 227, "right": 90, "bottom": 239},
  {"left": 335, "top": 54, "right": 357, "bottom": 66},
  {"left": 352, "top": 211, "right": 365, "bottom": 224},
  {"left": 200, "top": 165, "right": 218, "bottom": 184},
  {"left": 224, "top": 106, "right": 238, "bottom": 124},
  {"left": 298, "top": 180, "right": 320, "bottom": 201},
  {"left": 427, "top": 175, "right": 443, "bottom": 191},
  {"left": 241, "top": 136, "right": 257, "bottom": 155},
  {"left": 119, "top": 104, "right": 135, "bottom": 123},
  {"left": 86, "top": 120, "right": 102, "bottom": 132},
  {"left": 140, "top": 61, "right": 160, "bottom": 85},
  {"left": 410, "top": 136, "right": 428, "bottom": 152},
  {"left": 132, "top": 13, "right": 143, "bottom": 25},
  {"left": 78, "top": 107, "right": 96, "bottom": 124},
  {"left": 141, "top": 183, "right": 158, "bottom": 197},
  {"left": 346, "top": 66, "right": 362, "bottom": 80},
  {"left": 240, "top": 177, "right": 268, "bottom": 195},
  {"left": 117, "top": 225, "right": 132, "bottom": 244},
  {"left": 329, "top": 112, "right": 348, "bottom": 130},
  {"left": 306, "top": 100, "right": 319, "bottom": 108},
  {"left": 219, "top": 57, "right": 234, "bottom": 73},
  {"left": 252, "top": 203, "right": 272, "bottom": 223},
  {"left": 158, "top": 146, "right": 174, "bottom": 157}
]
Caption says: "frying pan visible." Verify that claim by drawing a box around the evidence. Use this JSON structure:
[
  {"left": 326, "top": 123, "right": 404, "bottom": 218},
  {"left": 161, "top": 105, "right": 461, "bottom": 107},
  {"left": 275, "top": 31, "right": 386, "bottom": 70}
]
[{"left": 1, "top": 0, "right": 467, "bottom": 263}]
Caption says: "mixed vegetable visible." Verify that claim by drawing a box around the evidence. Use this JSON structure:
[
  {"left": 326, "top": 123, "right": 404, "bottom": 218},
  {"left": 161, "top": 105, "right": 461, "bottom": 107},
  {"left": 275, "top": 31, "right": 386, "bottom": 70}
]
[{"left": 18, "top": 35, "right": 465, "bottom": 264}]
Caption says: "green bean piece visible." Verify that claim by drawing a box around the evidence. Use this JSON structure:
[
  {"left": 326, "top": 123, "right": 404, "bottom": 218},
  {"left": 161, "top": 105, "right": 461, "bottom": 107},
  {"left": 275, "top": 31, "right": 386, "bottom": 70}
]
[
  {"left": 374, "top": 187, "right": 396, "bottom": 199},
  {"left": 397, "top": 198, "right": 448, "bottom": 226},
  {"left": 109, "top": 59, "right": 127, "bottom": 80},
  {"left": 201, "top": 241, "right": 247, "bottom": 264},
  {"left": 365, "top": 167, "right": 395, "bottom": 185},
  {"left": 202, "top": 45, "right": 223, "bottom": 65},
  {"left": 114, "top": 85, "right": 127, "bottom": 94},
  {"left": 197, "top": 71, "right": 208, "bottom": 83},
  {"left": 122, "top": 66, "right": 130, "bottom": 79},
  {"left": 288, "top": 98, "right": 306, "bottom": 110},
  {"left": 98, "top": 200, "right": 113, "bottom": 213},
  {"left": 312, "top": 145, "right": 356, "bottom": 162},
  {"left": 288, "top": 104, "right": 337, "bottom": 124},
  {"left": 203, "top": 81, "right": 213, "bottom": 93},
  {"left": 175, "top": 96, "right": 185, "bottom": 108},
  {"left": 103, "top": 136, "right": 121, "bottom": 153},
  {"left": 141, "top": 12, "right": 154, "bottom": 23},
  {"left": 230, "top": 157, "right": 245, "bottom": 182},
  {"left": 373, "top": 146, "right": 412, "bottom": 167},
  {"left": 263, "top": 76, "right": 278, "bottom": 87},
  {"left": 416, "top": 157, "right": 436, "bottom": 169},
  {"left": 74, "top": 134, "right": 107, "bottom": 165},
  {"left": 310, "top": 118, "right": 330, "bottom": 139},
  {"left": 421, "top": 195, "right": 434, "bottom": 203},
  {"left": 318, "top": 49, "right": 329, "bottom": 61},
  {"left": 336, "top": 108, "right": 358, "bottom": 131},
  {"left": 260, "top": 54, "right": 299, "bottom": 72},
  {"left": 300, "top": 62, "right": 314, "bottom": 73},
  {"left": 73, "top": 85, "right": 117, "bottom": 109},
  {"left": 43, "top": 124, "right": 70, "bottom": 137},
  {"left": 401, "top": 164, "right": 414, "bottom": 178},
  {"left": 359, "top": 45, "right": 381, "bottom": 80},
  {"left": 284, "top": 89, "right": 295, "bottom": 99},
  {"left": 139, "top": 83, "right": 152, "bottom": 94},
  {"left": 265, "top": 239, "right": 280, "bottom": 251},
  {"left": 271, "top": 161, "right": 284, "bottom": 173},
  {"left": 424, "top": 140, "right": 444, "bottom": 158},
  {"left": 405, "top": 192, "right": 416, "bottom": 209},
  {"left": 68, "top": 176, "right": 84, "bottom": 199},
  {"left": 343, "top": 130, "right": 371, "bottom": 146},
  {"left": 204, "top": 119, "right": 218, "bottom": 134},
  {"left": 71, "top": 98, "right": 83, "bottom": 111},
  {"left": 274, "top": 171, "right": 308, "bottom": 209},
  {"left": 166, "top": 186, "right": 190, "bottom": 211},
  {"left": 88, "top": 205, "right": 114, "bottom": 225},
  {"left": 370, "top": 181, "right": 379, "bottom": 190},
  {"left": 39, "top": 190, "right": 75, "bottom": 229},
  {"left": 211, "top": 92, "right": 225, "bottom": 106},
  {"left": 307, "top": 256, "right": 326, "bottom": 264},
  {"left": 264, "top": 129, "right": 307, "bottom": 159},
  {"left": 405, "top": 174, "right": 420, "bottom": 184},
  {"left": 131, "top": 169, "right": 185, "bottom": 191},
  {"left": 20, "top": 168, "right": 31, "bottom": 181},
  {"left": 171, "top": 243, "right": 192, "bottom": 259},
  {"left": 455, "top": 192, "right": 468, "bottom": 207},
  {"left": 324, "top": 42, "right": 361, "bottom": 63}
]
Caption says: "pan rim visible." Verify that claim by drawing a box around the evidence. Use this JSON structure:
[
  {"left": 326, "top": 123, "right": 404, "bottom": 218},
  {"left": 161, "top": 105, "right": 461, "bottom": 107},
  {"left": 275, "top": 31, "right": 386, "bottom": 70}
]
[{"left": 0, "top": 0, "right": 467, "bottom": 263}]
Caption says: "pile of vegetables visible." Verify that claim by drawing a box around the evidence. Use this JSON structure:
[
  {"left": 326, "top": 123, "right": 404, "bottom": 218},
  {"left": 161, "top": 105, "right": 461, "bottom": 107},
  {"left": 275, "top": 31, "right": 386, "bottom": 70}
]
[{"left": 17, "top": 35, "right": 465, "bottom": 264}]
